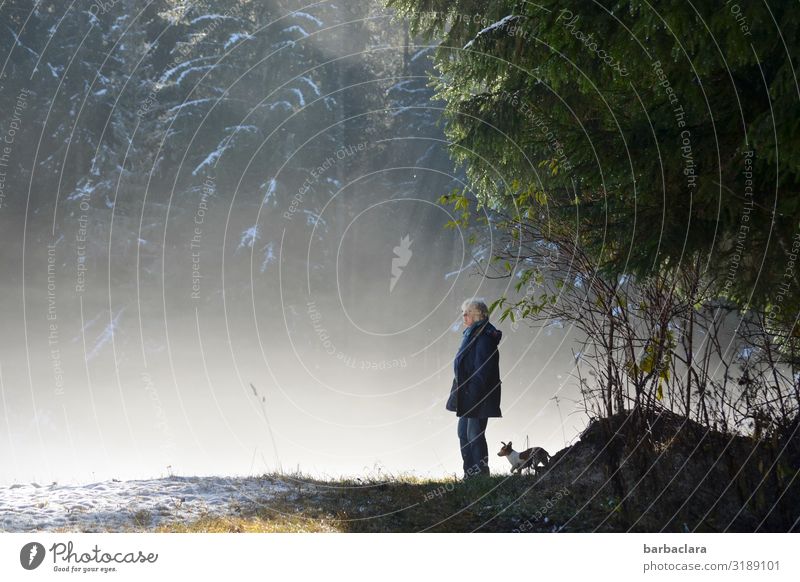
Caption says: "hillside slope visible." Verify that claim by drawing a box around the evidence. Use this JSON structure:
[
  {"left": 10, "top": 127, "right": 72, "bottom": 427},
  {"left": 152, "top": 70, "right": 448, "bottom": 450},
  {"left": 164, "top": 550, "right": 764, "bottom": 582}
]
[{"left": 2, "top": 409, "right": 796, "bottom": 533}]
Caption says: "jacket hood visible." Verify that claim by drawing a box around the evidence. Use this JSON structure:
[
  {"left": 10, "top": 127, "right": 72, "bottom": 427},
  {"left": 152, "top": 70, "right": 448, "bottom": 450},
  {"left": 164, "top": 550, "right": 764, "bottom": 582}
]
[
  {"left": 481, "top": 321, "right": 502, "bottom": 345},
  {"left": 465, "top": 319, "right": 502, "bottom": 345}
]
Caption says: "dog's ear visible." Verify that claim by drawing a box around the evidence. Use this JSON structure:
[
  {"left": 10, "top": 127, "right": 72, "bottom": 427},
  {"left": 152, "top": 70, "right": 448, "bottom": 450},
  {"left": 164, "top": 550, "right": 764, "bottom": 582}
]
[
  {"left": 500, "top": 441, "right": 506, "bottom": 446},
  {"left": 508, "top": 441, "right": 512, "bottom": 447}
]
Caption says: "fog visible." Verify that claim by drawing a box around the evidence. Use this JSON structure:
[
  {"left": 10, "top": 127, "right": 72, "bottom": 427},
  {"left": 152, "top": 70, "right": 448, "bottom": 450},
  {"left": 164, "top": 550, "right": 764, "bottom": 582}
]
[{"left": 0, "top": 0, "right": 586, "bottom": 485}]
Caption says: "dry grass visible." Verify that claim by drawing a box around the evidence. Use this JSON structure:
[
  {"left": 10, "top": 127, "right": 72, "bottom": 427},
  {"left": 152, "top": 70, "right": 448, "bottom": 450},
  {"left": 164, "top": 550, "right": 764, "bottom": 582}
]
[{"left": 151, "top": 468, "right": 595, "bottom": 533}]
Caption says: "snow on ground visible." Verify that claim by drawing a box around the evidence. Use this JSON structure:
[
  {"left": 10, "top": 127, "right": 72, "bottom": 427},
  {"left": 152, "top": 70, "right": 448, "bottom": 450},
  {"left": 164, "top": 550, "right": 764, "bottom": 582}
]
[{"left": 0, "top": 475, "right": 295, "bottom": 532}]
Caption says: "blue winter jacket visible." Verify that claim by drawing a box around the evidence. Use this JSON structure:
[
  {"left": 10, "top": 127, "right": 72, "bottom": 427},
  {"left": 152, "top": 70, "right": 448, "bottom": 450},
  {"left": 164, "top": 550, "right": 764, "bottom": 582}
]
[{"left": 446, "top": 319, "right": 503, "bottom": 418}]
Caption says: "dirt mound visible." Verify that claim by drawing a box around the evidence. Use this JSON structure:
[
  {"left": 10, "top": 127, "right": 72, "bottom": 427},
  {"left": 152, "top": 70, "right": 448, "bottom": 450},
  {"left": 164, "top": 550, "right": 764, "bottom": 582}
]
[{"left": 535, "top": 408, "right": 799, "bottom": 531}]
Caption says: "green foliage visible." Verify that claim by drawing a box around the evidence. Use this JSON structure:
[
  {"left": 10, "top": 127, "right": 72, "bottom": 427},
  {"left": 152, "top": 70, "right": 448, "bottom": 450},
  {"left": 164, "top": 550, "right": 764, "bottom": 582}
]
[{"left": 386, "top": 0, "right": 800, "bottom": 327}]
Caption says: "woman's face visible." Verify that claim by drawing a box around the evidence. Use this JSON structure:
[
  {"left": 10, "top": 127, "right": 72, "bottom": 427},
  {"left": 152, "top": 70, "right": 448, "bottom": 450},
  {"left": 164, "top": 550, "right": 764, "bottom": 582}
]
[{"left": 462, "top": 307, "right": 481, "bottom": 328}]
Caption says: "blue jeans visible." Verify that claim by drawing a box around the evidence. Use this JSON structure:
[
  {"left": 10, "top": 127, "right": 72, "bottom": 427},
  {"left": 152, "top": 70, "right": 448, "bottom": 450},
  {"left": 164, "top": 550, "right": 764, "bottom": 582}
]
[{"left": 457, "top": 416, "right": 490, "bottom": 477}]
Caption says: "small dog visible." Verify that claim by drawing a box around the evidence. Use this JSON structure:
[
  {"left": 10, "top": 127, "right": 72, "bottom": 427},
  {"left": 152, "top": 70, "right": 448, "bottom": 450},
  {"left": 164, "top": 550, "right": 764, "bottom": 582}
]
[{"left": 498, "top": 441, "right": 551, "bottom": 475}]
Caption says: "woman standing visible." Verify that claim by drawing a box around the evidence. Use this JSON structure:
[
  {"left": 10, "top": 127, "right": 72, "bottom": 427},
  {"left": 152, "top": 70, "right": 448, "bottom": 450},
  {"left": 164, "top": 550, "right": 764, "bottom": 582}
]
[{"left": 446, "top": 298, "right": 503, "bottom": 479}]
